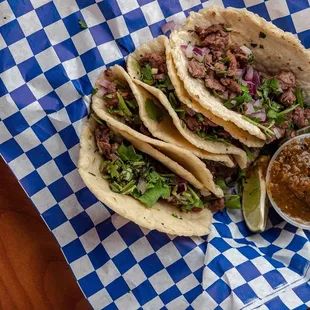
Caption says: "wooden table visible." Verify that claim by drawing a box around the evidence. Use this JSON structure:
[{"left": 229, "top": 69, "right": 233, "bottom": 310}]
[{"left": 0, "top": 158, "right": 90, "bottom": 310}]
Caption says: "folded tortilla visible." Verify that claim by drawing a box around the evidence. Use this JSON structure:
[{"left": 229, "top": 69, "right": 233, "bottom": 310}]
[
  {"left": 92, "top": 65, "right": 225, "bottom": 197},
  {"left": 169, "top": 5, "right": 310, "bottom": 141},
  {"left": 126, "top": 36, "right": 248, "bottom": 168},
  {"left": 78, "top": 118, "right": 212, "bottom": 236}
]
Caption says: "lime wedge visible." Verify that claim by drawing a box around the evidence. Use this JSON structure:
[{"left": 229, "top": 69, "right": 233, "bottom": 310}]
[{"left": 242, "top": 156, "right": 270, "bottom": 232}]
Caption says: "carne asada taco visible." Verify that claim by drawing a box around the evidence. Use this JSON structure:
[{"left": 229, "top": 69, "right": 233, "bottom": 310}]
[
  {"left": 78, "top": 118, "right": 213, "bottom": 236},
  {"left": 93, "top": 64, "right": 233, "bottom": 167},
  {"left": 126, "top": 36, "right": 249, "bottom": 168},
  {"left": 169, "top": 6, "right": 310, "bottom": 144},
  {"left": 92, "top": 65, "right": 232, "bottom": 197}
]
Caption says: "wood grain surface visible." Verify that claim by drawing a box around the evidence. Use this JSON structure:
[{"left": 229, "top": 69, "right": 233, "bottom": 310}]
[{"left": 0, "top": 158, "right": 91, "bottom": 310}]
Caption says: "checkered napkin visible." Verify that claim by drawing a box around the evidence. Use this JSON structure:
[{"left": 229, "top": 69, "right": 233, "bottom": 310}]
[{"left": 1, "top": 0, "right": 310, "bottom": 309}]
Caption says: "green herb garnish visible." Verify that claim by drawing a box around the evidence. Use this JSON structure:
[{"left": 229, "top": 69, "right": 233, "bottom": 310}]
[
  {"left": 78, "top": 19, "right": 88, "bottom": 29},
  {"left": 117, "top": 92, "right": 132, "bottom": 117},
  {"left": 145, "top": 98, "right": 164, "bottom": 122},
  {"left": 242, "top": 115, "right": 275, "bottom": 137},
  {"left": 225, "top": 27, "right": 233, "bottom": 32},
  {"left": 296, "top": 88, "right": 303, "bottom": 108},
  {"left": 225, "top": 195, "right": 241, "bottom": 209},
  {"left": 216, "top": 177, "right": 227, "bottom": 191},
  {"left": 141, "top": 63, "right": 154, "bottom": 85},
  {"left": 220, "top": 56, "right": 230, "bottom": 63},
  {"left": 92, "top": 88, "right": 98, "bottom": 95}
]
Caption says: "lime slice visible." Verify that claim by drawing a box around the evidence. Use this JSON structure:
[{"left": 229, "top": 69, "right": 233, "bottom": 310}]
[{"left": 242, "top": 156, "right": 270, "bottom": 232}]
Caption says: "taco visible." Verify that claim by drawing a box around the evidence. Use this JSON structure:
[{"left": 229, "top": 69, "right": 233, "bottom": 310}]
[
  {"left": 92, "top": 65, "right": 230, "bottom": 197},
  {"left": 169, "top": 6, "right": 310, "bottom": 144},
  {"left": 126, "top": 36, "right": 250, "bottom": 168},
  {"left": 78, "top": 118, "right": 213, "bottom": 236}
]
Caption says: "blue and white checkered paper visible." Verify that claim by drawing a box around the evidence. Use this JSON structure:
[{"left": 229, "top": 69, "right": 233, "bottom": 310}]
[{"left": 1, "top": 0, "right": 310, "bottom": 309}]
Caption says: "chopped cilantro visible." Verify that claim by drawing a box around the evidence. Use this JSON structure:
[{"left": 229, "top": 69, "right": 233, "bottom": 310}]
[
  {"left": 196, "top": 113, "right": 204, "bottom": 123},
  {"left": 145, "top": 98, "right": 164, "bottom": 122},
  {"left": 117, "top": 144, "right": 142, "bottom": 162},
  {"left": 172, "top": 213, "right": 182, "bottom": 219},
  {"left": 139, "top": 179, "right": 170, "bottom": 208},
  {"left": 78, "top": 19, "right": 88, "bottom": 29},
  {"left": 220, "top": 56, "right": 230, "bottom": 63},
  {"left": 243, "top": 145, "right": 254, "bottom": 161},
  {"left": 91, "top": 114, "right": 104, "bottom": 125},
  {"left": 216, "top": 177, "right": 227, "bottom": 191},
  {"left": 105, "top": 94, "right": 113, "bottom": 99},
  {"left": 296, "top": 88, "right": 303, "bottom": 108},
  {"left": 248, "top": 54, "right": 254, "bottom": 65},
  {"left": 259, "top": 32, "right": 266, "bottom": 39},
  {"left": 242, "top": 115, "right": 275, "bottom": 137},
  {"left": 141, "top": 63, "right": 154, "bottom": 85},
  {"left": 225, "top": 195, "right": 241, "bottom": 209},
  {"left": 117, "top": 92, "right": 132, "bottom": 117},
  {"left": 92, "top": 88, "right": 98, "bottom": 95}
]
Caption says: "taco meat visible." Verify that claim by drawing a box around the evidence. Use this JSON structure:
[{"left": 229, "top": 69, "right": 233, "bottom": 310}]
[
  {"left": 93, "top": 121, "right": 224, "bottom": 211},
  {"left": 179, "top": 23, "right": 309, "bottom": 143}
]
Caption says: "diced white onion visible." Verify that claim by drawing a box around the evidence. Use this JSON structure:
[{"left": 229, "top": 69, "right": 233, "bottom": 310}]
[{"left": 240, "top": 45, "right": 252, "bottom": 55}]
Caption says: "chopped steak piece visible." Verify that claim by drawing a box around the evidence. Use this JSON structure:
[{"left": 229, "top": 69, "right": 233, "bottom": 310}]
[
  {"left": 205, "top": 71, "right": 225, "bottom": 92},
  {"left": 204, "top": 54, "right": 213, "bottom": 65},
  {"left": 229, "top": 44, "right": 248, "bottom": 67},
  {"left": 292, "top": 107, "right": 310, "bottom": 129},
  {"left": 181, "top": 103, "right": 196, "bottom": 116},
  {"left": 183, "top": 115, "right": 201, "bottom": 131},
  {"left": 220, "top": 78, "right": 242, "bottom": 94},
  {"left": 213, "top": 50, "right": 224, "bottom": 61},
  {"left": 214, "top": 62, "right": 226, "bottom": 72},
  {"left": 192, "top": 207, "right": 203, "bottom": 212},
  {"left": 226, "top": 50, "right": 237, "bottom": 76},
  {"left": 276, "top": 71, "right": 296, "bottom": 90},
  {"left": 105, "top": 81, "right": 117, "bottom": 94},
  {"left": 201, "top": 32, "right": 229, "bottom": 50},
  {"left": 105, "top": 93, "right": 119, "bottom": 108},
  {"left": 209, "top": 198, "right": 225, "bottom": 212},
  {"left": 188, "top": 58, "right": 206, "bottom": 78},
  {"left": 139, "top": 52, "right": 167, "bottom": 74},
  {"left": 104, "top": 68, "right": 113, "bottom": 77},
  {"left": 195, "top": 24, "right": 226, "bottom": 39},
  {"left": 280, "top": 88, "right": 296, "bottom": 106},
  {"left": 95, "top": 126, "right": 112, "bottom": 159},
  {"left": 195, "top": 24, "right": 229, "bottom": 50},
  {"left": 203, "top": 118, "right": 218, "bottom": 127}
]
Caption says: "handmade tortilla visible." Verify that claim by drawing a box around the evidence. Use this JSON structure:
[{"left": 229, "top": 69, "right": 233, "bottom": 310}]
[
  {"left": 93, "top": 65, "right": 225, "bottom": 197},
  {"left": 126, "top": 36, "right": 248, "bottom": 168},
  {"left": 78, "top": 118, "right": 212, "bottom": 236},
  {"left": 169, "top": 6, "right": 310, "bottom": 140}
]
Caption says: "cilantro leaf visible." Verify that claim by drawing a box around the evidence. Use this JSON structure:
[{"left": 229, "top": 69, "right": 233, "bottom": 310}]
[
  {"left": 78, "top": 19, "right": 88, "bottom": 29},
  {"left": 225, "top": 195, "right": 241, "bottom": 209},
  {"left": 248, "top": 54, "right": 254, "bottom": 65},
  {"left": 243, "top": 145, "right": 254, "bottom": 161},
  {"left": 117, "top": 144, "right": 142, "bottom": 162},
  {"left": 92, "top": 88, "right": 98, "bottom": 95},
  {"left": 141, "top": 64, "right": 154, "bottom": 85},
  {"left": 216, "top": 177, "right": 227, "bottom": 191},
  {"left": 139, "top": 179, "right": 170, "bottom": 208},
  {"left": 296, "top": 88, "right": 303, "bottom": 108},
  {"left": 267, "top": 109, "right": 278, "bottom": 119},
  {"left": 117, "top": 92, "right": 132, "bottom": 117},
  {"left": 145, "top": 98, "right": 164, "bottom": 122}
]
